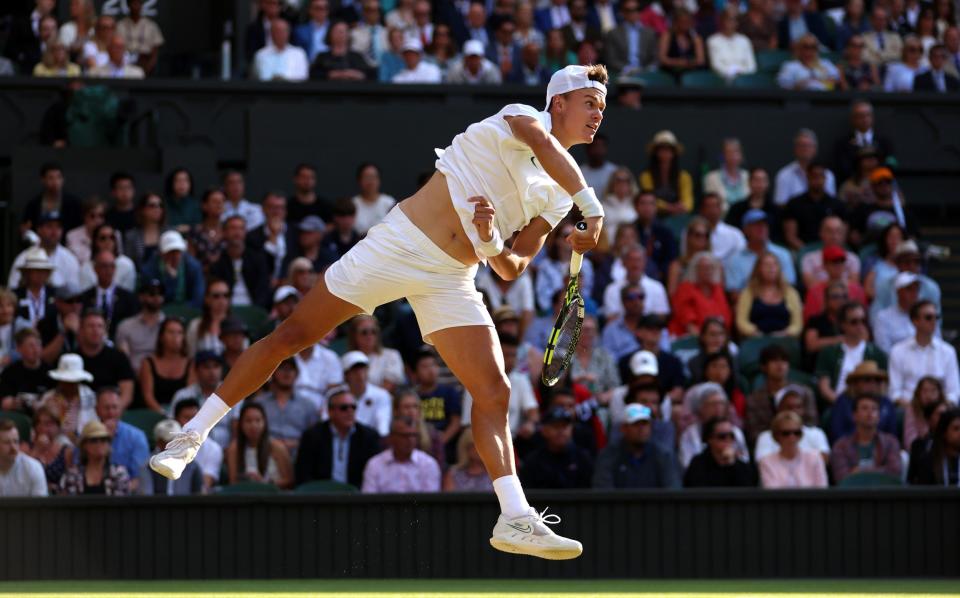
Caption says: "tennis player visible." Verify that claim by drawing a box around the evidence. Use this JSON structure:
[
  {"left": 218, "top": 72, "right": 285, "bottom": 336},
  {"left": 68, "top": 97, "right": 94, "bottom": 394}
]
[{"left": 151, "top": 64, "right": 607, "bottom": 560}]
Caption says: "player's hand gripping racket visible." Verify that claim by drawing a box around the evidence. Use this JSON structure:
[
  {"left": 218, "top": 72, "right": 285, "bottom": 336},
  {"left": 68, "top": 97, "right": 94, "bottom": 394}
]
[{"left": 541, "top": 221, "right": 588, "bottom": 386}]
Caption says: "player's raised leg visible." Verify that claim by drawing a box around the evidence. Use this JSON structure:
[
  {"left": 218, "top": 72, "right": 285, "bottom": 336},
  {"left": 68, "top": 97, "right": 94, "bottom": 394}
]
[
  {"left": 150, "top": 276, "right": 362, "bottom": 479},
  {"left": 430, "top": 325, "right": 582, "bottom": 560}
]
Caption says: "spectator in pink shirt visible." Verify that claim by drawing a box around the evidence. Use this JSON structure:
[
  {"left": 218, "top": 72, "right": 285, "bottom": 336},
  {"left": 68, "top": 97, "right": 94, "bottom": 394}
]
[
  {"left": 361, "top": 417, "right": 441, "bottom": 493},
  {"left": 758, "top": 411, "right": 828, "bottom": 488}
]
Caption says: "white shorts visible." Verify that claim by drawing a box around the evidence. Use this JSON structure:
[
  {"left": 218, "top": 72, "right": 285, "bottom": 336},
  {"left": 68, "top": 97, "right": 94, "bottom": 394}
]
[{"left": 324, "top": 207, "right": 493, "bottom": 343}]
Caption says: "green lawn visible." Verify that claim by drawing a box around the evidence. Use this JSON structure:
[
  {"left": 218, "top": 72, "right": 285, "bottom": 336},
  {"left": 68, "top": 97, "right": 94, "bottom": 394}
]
[{"left": 0, "top": 579, "right": 957, "bottom": 598}]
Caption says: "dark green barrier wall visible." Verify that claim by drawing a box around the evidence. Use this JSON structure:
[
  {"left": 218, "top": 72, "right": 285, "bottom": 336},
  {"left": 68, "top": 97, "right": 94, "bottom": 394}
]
[{"left": 1, "top": 489, "right": 958, "bottom": 580}]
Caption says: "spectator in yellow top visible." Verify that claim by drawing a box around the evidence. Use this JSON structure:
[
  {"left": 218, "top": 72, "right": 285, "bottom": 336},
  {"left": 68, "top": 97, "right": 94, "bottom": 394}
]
[
  {"left": 735, "top": 251, "right": 803, "bottom": 338},
  {"left": 639, "top": 130, "right": 694, "bottom": 216}
]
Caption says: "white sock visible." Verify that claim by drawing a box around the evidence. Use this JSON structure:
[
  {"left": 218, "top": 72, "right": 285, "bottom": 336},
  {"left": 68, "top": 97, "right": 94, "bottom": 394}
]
[
  {"left": 492, "top": 474, "right": 531, "bottom": 519},
  {"left": 182, "top": 393, "right": 232, "bottom": 441}
]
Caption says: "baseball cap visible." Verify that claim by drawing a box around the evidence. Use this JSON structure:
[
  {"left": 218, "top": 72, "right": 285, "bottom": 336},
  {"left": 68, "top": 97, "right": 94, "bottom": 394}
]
[
  {"left": 463, "top": 39, "right": 485, "bottom": 57},
  {"left": 624, "top": 403, "right": 652, "bottom": 424},
  {"left": 153, "top": 419, "right": 182, "bottom": 444},
  {"left": 341, "top": 350, "right": 370, "bottom": 372},
  {"left": 741, "top": 209, "right": 768, "bottom": 227},
  {"left": 402, "top": 37, "right": 424, "bottom": 53},
  {"left": 324, "top": 383, "right": 352, "bottom": 402},
  {"left": 194, "top": 350, "right": 223, "bottom": 366},
  {"left": 894, "top": 239, "right": 920, "bottom": 258},
  {"left": 273, "top": 285, "right": 300, "bottom": 305},
  {"left": 299, "top": 215, "right": 326, "bottom": 232},
  {"left": 159, "top": 230, "right": 187, "bottom": 254},
  {"left": 542, "top": 407, "right": 574, "bottom": 425},
  {"left": 822, "top": 245, "right": 846, "bottom": 262},
  {"left": 869, "top": 167, "right": 894, "bottom": 183},
  {"left": 37, "top": 210, "right": 62, "bottom": 225},
  {"left": 629, "top": 350, "right": 658, "bottom": 377},
  {"left": 894, "top": 271, "right": 920, "bottom": 290},
  {"left": 138, "top": 278, "right": 163, "bottom": 293},
  {"left": 545, "top": 64, "right": 607, "bottom": 111},
  {"left": 637, "top": 314, "right": 665, "bottom": 330},
  {"left": 220, "top": 317, "right": 248, "bottom": 335}
]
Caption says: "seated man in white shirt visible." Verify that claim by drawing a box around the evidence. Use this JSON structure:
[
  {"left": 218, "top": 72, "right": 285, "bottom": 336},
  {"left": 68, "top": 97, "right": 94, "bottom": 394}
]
[
  {"left": 392, "top": 37, "right": 442, "bottom": 83},
  {"left": 873, "top": 272, "right": 920, "bottom": 354},
  {"left": 88, "top": 35, "right": 145, "bottom": 79},
  {"left": 0, "top": 419, "right": 48, "bottom": 497},
  {"left": 341, "top": 350, "right": 392, "bottom": 436},
  {"left": 253, "top": 18, "right": 309, "bottom": 81},
  {"left": 708, "top": 9, "right": 756, "bottom": 82},
  {"left": 888, "top": 300, "right": 959, "bottom": 406},
  {"left": 773, "top": 129, "right": 836, "bottom": 206},
  {"left": 700, "top": 192, "right": 745, "bottom": 262},
  {"left": 602, "top": 244, "right": 670, "bottom": 321}
]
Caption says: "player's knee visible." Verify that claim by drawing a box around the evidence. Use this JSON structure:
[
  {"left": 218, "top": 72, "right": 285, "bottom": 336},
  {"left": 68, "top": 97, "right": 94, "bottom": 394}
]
[{"left": 472, "top": 374, "right": 511, "bottom": 412}]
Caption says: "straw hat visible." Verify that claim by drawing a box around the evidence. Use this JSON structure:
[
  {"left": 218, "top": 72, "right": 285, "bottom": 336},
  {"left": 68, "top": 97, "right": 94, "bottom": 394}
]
[
  {"left": 18, "top": 247, "right": 55, "bottom": 271},
  {"left": 646, "top": 130, "right": 684, "bottom": 155},
  {"left": 80, "top": 420, "right": 111, "bottom": 442},
  {"left": 845, "top": 360, "right": 888, "bottom": 385}
]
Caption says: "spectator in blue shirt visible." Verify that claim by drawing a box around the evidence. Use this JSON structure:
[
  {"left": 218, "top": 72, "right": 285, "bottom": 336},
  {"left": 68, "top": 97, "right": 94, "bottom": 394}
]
[
  {"left": 593, "top": 403, "right": 679, "bottom": 488},
  {"left": 93, "top": 386, "right": 149, "bottom": 491},
  {"left": 723, "top": 209, "right": 796, "bottom": 294},
  {"left": 293, "top": 0, "right": 332, "bottom": 62}
]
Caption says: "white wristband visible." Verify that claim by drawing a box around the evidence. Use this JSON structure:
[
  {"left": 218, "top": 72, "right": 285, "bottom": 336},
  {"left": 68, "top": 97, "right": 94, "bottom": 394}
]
[
  {"left": 477, "top": 229, "right": 505, "bottom": 257},
  {"left": 572, "top": 187, "right": 604, "bottom": 218}
]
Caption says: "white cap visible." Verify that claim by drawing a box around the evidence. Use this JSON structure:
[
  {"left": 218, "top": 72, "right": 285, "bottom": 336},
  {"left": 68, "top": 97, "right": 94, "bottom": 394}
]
[
  {"left": 402, "top": 37, "right": 423, "bottom": 53},
  {"left": 628, "top": 350, "right": 658, "bottom": 377},
  {"left": 273, "top": 285, "right": 300, "bottom": 305},
  {"left": 894, "top": 271, "right": 920, "bottom": 290},
  {"left": 545, "top": 64, "right": 607, "bottom": 111},
  {"left": 463, "top": 39, "right": 485, "bottom": 57},
  {"left": 160, "top": 230, "right": 187, "bottom": 254},
  {"left": 153, "top": 419, "right": 183, "bottom": 444},
  {"left": 624, "top": 403, "right": 652, "bottom": 424},
  {"left": 341, "top": 350, "right": 370, "bottom": 372}
]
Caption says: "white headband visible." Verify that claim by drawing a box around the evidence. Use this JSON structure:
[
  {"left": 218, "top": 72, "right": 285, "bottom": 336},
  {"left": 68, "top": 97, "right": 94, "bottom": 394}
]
[{"left": 544, "top": 65, "right": 607, "bottom": 111}]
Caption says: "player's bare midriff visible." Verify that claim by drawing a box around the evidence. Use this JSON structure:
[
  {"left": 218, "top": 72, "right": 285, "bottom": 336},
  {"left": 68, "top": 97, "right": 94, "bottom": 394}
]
[{"left": 398, "top": 171, "right": 482, "bottom": 268}]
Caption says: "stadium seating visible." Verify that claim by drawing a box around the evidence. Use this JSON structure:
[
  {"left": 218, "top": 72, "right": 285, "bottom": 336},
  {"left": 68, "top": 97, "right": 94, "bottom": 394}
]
[
  {"left": 837, "top": 471, "right": 904, "bottom": 487},
  {"left": 163, "top": 303, "right": 201, "bottom": 322},
  {"left": 122, "top": 409, "right": 166, "bottom": 446},
  {"left": 680, "top": 71, "right": 726, "bottom": 89},
  {"left": 732, "top": 73, "right": 778, "bottom": 89},
  {"left": 633, "top": 72, "right": 677, "bottom": 88},
  {"left": 738, "top": 336, "right": 802, "bottom": 380},
  {"left": 0, "top": 410, "right": 32, "bottom": 443},
  {"left": 756, "top": 50, "right": 792, "bottom": 73}
]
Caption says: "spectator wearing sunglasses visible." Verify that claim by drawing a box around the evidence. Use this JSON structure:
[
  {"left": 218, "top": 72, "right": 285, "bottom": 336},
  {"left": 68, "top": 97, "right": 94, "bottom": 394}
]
[
  {"left": 682, "top": 416, "right": 757, "bottom": 487},
  {"left": 346, "top": 315, "right": 406, "bottom": 391},
  {"left": 884, "top": 35, "right": 926, "bottom": 92},
  {"left": 815, "top": 302, "right": 887, "bottom": 405},
  {"left": 759, "top": 411, "right": 828, "bottom": 488},
  {"left": 889, "top": 301, "right": 959, "bottom": 407},
  {"left": 294, "top": 385, "right": 381, "bottom": 489}
]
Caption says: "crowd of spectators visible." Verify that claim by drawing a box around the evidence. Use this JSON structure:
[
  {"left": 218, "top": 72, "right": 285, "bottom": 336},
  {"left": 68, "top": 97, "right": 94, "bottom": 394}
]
[
  {"left": 2, "top": 97, "right": 960, "bottom": 498},
  {"left": 2, "top": 0, "right": 959, "bottom": 92}
]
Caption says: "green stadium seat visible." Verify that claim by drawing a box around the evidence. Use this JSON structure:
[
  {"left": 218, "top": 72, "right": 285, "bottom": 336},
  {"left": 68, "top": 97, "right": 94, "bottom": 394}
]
[
  {"left": 163, "top": 303, "right": 201, "bottom": 323},
  {"left": 670, "top": 335, "right": 701, "bottom": 368},
  {"left": 121, "top": 409, "right": 166, "bottom": 446},
  {"left": 218, "top": 481, "right": 282, "bottom": 495},
  {"left": 633, "top": 72, "right": 676, "bottom": 88},
  {"left": 756, "top": 50, "right": 792, "bottom": 73},
  {"left": 294, "top": 480, "right": 359, "bottom": 494},
  {"left": 680, "top": 70, "right": 726, "bottom": 88},
  {"left": 231, "top": 305, "right": 269, "bottom": 338},
  {"left": 731, "top": 73, "right": 778, "bottom": 88},
  {"left": 0, "top": 411, "right": 32, "bottom": 443},
  {"left": 662, "top": 213, "right": 694, "bottom": 239},
  {"left": 820, "top": 51, "right": 843, "bottom": 65},
  {"left": 838, "top": 471, "right": 903, "bottom": 487},
  {"left": 738, "top": 336, "right": 801, "bottom": 380}
]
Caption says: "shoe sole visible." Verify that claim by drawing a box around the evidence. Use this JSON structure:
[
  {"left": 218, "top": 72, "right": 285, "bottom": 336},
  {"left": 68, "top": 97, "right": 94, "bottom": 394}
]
[
  {"left": 149, "top": 455, "right": 181, "bottom": 481},
  {"left": 489, "top": 538, "right": 583, "bottom": 560}
]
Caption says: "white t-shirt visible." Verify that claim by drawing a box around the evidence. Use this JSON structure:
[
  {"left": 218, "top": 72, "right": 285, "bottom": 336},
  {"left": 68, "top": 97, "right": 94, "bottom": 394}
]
[
  {"left": 354, "top": 383, "right": 393, "bottom": 437},
  {"left": 709, "top": 221, "right": 747, "bottom": 262},
  {"left": 836, "top": 340, "right": 866, "bottom": 396},
  {"left": 754, "top": 425, "right": 831, "bottom": 461},
  {"left": 352, "top": 194, "right": 397, "bottom": 235},
  {"left": 294, "top": 344, "right": 345, "bottom": 411},
  {"left": 435, "top": 103, "right": 574, "bottom": 261},
  {"left": 0, "top": 453, "right": 48, "bottom": 497},
  {"left": 602, "top": 276, "right": 670, "bottom": 320},
  {"left": 580, "top": 161, "right": 619, "bottom": 197},
  {"left": 474, "top": 268, "right": 535, "bottom": 313}
]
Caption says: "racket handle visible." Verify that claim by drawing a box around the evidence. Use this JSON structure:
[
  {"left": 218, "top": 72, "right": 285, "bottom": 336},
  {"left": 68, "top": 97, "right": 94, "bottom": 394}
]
[{"left": 570, "top": 221, "right": 588, "bottom": 276}]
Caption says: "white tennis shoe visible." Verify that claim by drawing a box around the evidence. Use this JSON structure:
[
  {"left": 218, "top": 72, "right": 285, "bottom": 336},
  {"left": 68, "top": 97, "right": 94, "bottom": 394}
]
[
  {"left": 149, "top": 430, "right": 203, "bottom": 480},
  {"left": 489, "top": 507, "right": 583, "bottom": 560}
]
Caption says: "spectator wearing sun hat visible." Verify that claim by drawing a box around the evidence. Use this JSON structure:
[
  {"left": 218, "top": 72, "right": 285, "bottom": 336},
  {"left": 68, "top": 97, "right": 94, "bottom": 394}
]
[
  {"left": 8, "top": 212, "right": 81, "bottom": 295},
  {"left": 592, "top": 403, "right": 679, "bottom": 489},
  {"left": 446, "top": 39, "right": 502, "bottom": 84},
  {"left": 142, "top": 230, "right": 206, "bottom": 309},
  {"left": 342, "top": 350, "right": 392, "bottom": 436},
  {"left": 60, "top": 419, "right": 131, "bottom": 496},
  {"left": 39, "top": 353, "right": 97, "bottom": 444},
  {"left": 12, "top": 246, "right": 57, "bottom": 326},
  {"left": 639, "top": 130, "right": 694, "bottom": 215},
  {"left": 392, "top": 36, "right": 442, "bottom": 83}
]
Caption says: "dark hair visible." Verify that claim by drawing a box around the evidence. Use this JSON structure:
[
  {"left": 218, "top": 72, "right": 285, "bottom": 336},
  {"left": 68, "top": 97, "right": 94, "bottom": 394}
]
[
  {"left": 547, "top": 387, "right": 575, "bottom": 408},
  {"left": 110, "top": 171, "right": 134, "bottom": 188},
  {"left": 806, "top": 161, "right": 827, "bottom": 175},
  {"left": 293, "top": 163, "right": 316, "bottom": 176},
  {"left": 698, "top": 317, "right": 727, "bottom": 346},
  {"left": 333, "top": 197, "right": 357, "bottom": 217},
  {"left": 626, "top": 381, "right": 660, "bottom": 403},
  {"left": 839, "top": 301, "right": 865, "bottom": 324},
  {"left": 95, "top": 385, "right": 122, "bottom": 403},
  {"left": 261, "top": 191, "right": 286, "bottom": 205},
  {"left": 223, "top": 214, "right": 246, "bottom": 229},
  {"left": 852, "top": 393, "right": 881, "bottom": 411},
  {"left": 14, "top": 327, "right": 40, "bottom": 345},
  {"left": 221, "top": 169, "right": 243, "bottom": 184},
  {"left": 932, "top": 408, "right": 960, "bottom": 485},
  {"left": 173, "top": 398, "right": 201, "bottom": 419},
  {"left": 912, "top": 376, "right": 946, "bottom": 420},
  {"left": 155, "top": 317, "right": 188, "bottom": 358},
  {"left": 702, "top": 351, "right": 736, "bottom": 397},
  {"left": 759, "top": 343, "right": 790, "bottom": 366},
  {"left": 922, "top": 398, "right": 947, "bottom": 422},
  {"left": 81, "top": 307, "right": 106, "bottom": 322},
  {"left": 136, "top": 192, "right": 165, "bottom": 227},
  {"left": 413, "top": 349, "right": 438, "bottom": 369},
  {"left": 237, "top": 402, "right": 272, "bottom": 478},
  {"left": 647, "top": 141, "right": 680, "bottom": 195},
  {"left": 877, "top": 223, "right": 906, "bottom": 259},
  {"left": 81, "top": 196, "right": 106, "bottom": 217},
  {"left": 39, "top": 162, "right": 62, "bottom": 177},
  {"left": 164, "top": 167, "right": 193, "bottom": 198},
  {"left": 701, "top": 416, "right": 731, "bottom": 442},
  {"left": 90, "top": 223, "right": 119, "bottom": 257},
  {"left": 0, "top": 419, "right": 16, "bottom": 434},
  {"left": 909, "top": 299, "right": 936, "bottom": 321},
  {"left": 356, "top": 162, "right": 379, "bottom": 180},
  {"left": 498, "top": 332, "right": 519, "bottom": 348},
  {"left": 199, "top": 278, "right": 231, "bottom": 338},
  {"left": 201, "top": 186, "right": 224, "bottom": 204}
]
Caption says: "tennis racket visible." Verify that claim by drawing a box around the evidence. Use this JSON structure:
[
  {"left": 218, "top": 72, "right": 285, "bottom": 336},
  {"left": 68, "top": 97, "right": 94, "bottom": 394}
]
[{"left": 541, "top": 221, "right": 588, "bottom": 387}]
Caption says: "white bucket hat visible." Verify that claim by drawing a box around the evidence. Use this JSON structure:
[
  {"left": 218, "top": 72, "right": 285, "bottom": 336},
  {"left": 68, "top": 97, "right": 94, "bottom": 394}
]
[
  {"left": 18, "top": 247, "right": 55, "bottom": 271},
  {"left": 48, "top": 353, "right": 94, "bottom": 383},
  {"left": 545, "top": 64, "right": 607, "bottom": 111}
]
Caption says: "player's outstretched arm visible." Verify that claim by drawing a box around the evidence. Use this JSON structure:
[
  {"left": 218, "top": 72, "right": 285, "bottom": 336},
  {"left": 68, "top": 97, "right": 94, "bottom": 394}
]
[{"left": 505, "top": 115, "right": 602, "bottom": 253}]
